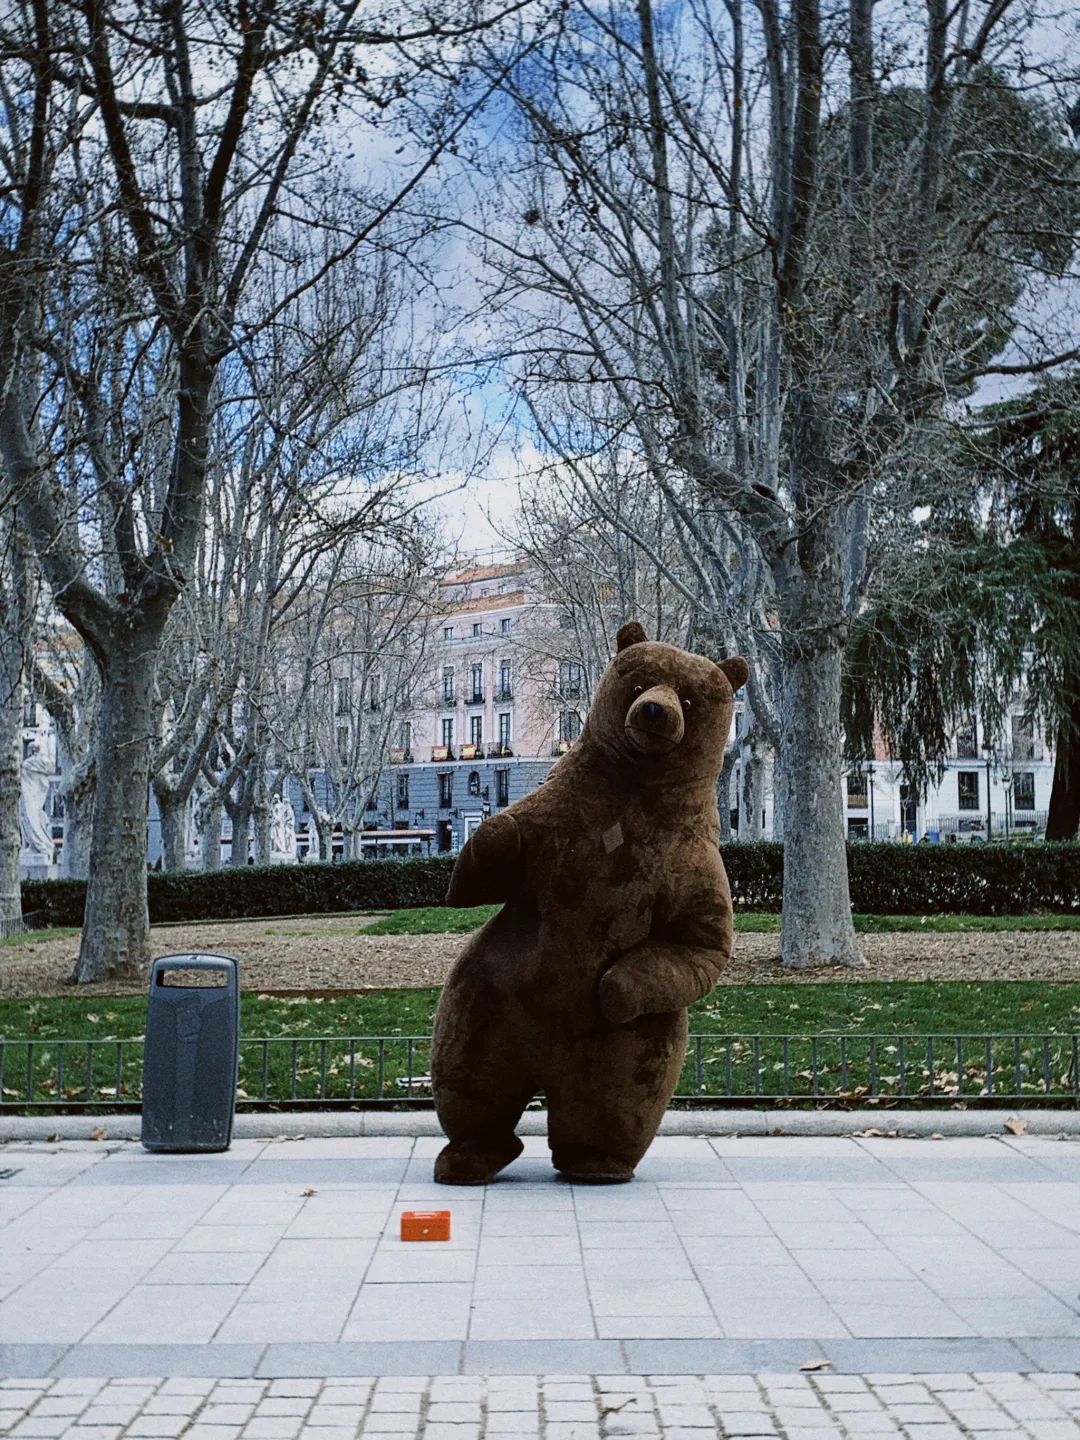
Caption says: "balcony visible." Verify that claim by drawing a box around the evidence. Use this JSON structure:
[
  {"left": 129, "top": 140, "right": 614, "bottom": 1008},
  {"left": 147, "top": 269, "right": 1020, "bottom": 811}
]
[
  {"left": 552, "top": 739, "right": 574, "bottom": 756},
  {"left": 496, "top": 686, "right": 513, "bottom": 702},
  {"left": 431, "top": 745, "right": 455, "bottom": 762},
  {"left": 389, "top": 748, "right": 414, "bottom": 765},
  {"left": 459, "top": 743, "right": 483, "bottom": 760},
  {"left": 467, "top": 690, "right": 485, "bottom": 705},
  {"left": 489, "top": 741, "right": 514, "bottom": 758},
  {"left": 441, "top": 692, "right": 455, "bottom": 706}
]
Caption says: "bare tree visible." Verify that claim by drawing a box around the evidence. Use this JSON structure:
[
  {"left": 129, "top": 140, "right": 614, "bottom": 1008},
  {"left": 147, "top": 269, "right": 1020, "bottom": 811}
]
[
  {"left": 470, "top": 0, "right": 1078, "bottom": 964},
  {"left": 0, "top": 0, "right": 536, "bottom": 977}
]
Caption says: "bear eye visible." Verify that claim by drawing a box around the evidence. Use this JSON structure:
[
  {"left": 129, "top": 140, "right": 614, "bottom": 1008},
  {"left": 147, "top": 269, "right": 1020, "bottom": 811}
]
[{"left": 681, "top": 696, "right": 692, "bottom": 710}]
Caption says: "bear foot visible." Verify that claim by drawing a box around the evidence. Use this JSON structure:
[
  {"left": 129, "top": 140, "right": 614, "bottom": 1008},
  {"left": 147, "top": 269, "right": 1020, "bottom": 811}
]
[
  {"left": 434, "top": 1134, "right": 524, "bottom": 1185},
  {"left": 552, "top": 1145, "right": 635, "bottom": 1184}
]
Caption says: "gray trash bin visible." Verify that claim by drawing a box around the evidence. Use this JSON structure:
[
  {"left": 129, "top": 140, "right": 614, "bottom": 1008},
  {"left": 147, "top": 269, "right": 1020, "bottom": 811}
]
[{"left": 141, "top": 953, "right": 240, "bottom": 1153}]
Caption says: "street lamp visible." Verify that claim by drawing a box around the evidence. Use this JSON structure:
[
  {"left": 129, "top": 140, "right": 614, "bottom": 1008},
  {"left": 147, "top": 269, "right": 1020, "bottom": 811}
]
[{"left": 866, "top": 762, "right": 876, "bottom": 840}]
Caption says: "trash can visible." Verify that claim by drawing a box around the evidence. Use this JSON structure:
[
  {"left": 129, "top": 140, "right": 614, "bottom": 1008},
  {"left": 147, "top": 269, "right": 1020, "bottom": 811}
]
[{"left": 141, "top": 953, "right": 240, "bottom": 1153}]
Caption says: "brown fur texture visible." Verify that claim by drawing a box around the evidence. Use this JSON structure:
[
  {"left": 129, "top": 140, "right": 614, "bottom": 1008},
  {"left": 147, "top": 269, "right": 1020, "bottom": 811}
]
[{"left": 431, "top": 623, "right": 749, "bottom": 1185}]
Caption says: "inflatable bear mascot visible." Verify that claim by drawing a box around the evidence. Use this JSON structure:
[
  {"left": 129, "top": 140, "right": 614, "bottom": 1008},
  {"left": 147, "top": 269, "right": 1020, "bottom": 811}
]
[{"left": 431, "top": 622, "right": 748, "bottom": 1184}]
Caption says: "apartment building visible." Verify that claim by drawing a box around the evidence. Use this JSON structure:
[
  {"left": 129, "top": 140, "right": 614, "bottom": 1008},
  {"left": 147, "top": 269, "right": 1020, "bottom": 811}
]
[{"left": 357, "top": 559, "right": 571, "bottom": 854}]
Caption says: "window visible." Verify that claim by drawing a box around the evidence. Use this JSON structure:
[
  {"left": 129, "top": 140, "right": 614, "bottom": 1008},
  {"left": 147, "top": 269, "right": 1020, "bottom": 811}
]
[
  {"left": 846, "top": 769, "right": 867, "bottom": 808},
  {"left": 1011, "top": 715, "right": 1035, "bottom": 762},
  {"left": 1014, "top": 771, "right": 1035, "bottom": 811},
  {"left": 470, "top": 662, "right": 483, "bottom": 701},
  {"left": 472, "top": 622, "right": 482, "bottom": 637},
  {"left": 495, "top": 768, "right": 510, "bottom": 807},
  {"left": 958, "top": 771, "right": 979, "bottom": 810},
  {"left": 559, "top": 710, "right": 581, "bottom": 743},
  {"left": 498, "top": 711, "right": 511, "bottom": 746},
  {"left": 365, "top": 792, "right": 377, "bottom": 811},
  {"left": 559, "top": 660, "right": 583, "bottom": 699},
  {"left": 368, "top": 673, "right": 381, "bottom": 711},
  {"left": 443, "top": 625, "right": 454, "bottom": 641},
  {"left": 442, "top": 665, "right": 454, "bottom": 703},
  {"left": 498, "top": 660, "right": 512, "bottom": 699},
  {"left": 468, "top": 770, "right": 481, "bottom": 797},
  {"left": 438, "top": 771, "right": 453, "bottom": 807},
  {"left": 441, "top": 717, "right": 454, "bottom": 750},
  {"left": 500, "top": 618, "right": 512, "bottom": 634},
  {"left": 335, "top": 678, "right": 350, "bottom": 716},
  {"left": 22, "top": 696, "right": 37, "bottom": 727},
  {"left": 399, "top": 720, "right": 412, "bottom": 753},
  {"left": 397, "top": 773, "right": 409, "bottom": 809},
  {"left": 956, "top": 718, "right": 978, "bottom": 759},
  {"left": 336, "top": 726, "right": 350, "bottom": 763},
  {"left": 470, "top": 714, "right": 483, "bottom": 747}
]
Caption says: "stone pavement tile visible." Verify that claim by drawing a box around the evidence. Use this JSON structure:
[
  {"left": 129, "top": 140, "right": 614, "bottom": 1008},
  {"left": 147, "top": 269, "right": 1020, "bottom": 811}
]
[
  {"left": 283, "top": 1210, "right": 391, "bottom": 1240},
  {"left": 595, "top": 1318, "right": 723, "bottom": 1339},
  {"left": 364, "top": 1250, "right": 476, "bottom": 1284},
  {"left": 1003, "top": 1247, "right": 1080, "bottom": 1282},
  {"left": 577, "top": 1223, "right": 678, "bottom": 1250},
  {"left": 469, "top": 1300, "right": 595, "bottom": 1340},
  {"left": 767, "top": 1222, "right": 880, "bottom": 1250},
  {"left": 483, "top": 1211, "right": 579, "bottom": 1238},
  {"left": 945, "top": 1296, "right": 1080, "bottom": 1337},
  {"left": 682, "top": 1237, "right": 792, "bottom": 1268},
  {"left": 463, "top": 1341, "right": 624, "bottom": 1373},
  {"left": 233, "top": 1159, "right": 407, "bottom": 1187},
  {"left": 791, "top": 1248, "right": 915, "bottom": 1282},
  {"left": 83, "top": 1284, "right": 246, "bottom": 1344},
  {"left": 626, "top": 1339, "right": 814, "bottom": 1372},
  {"left": 587, "top": 1279, "right": 711, "bottom": 1319},
  {"left": 0, "top": 1346, "right": 66, "bottom": 1377},
  {"left": 215, "top": 1299, "right": 354, "bottom": 1343},
  {"left": 571, "top": 1189, "right": 670, "bottom": 1223},
  {"left": 478, "top": 1238, "right": 580, "bottom": 1267},
  {"left": 814, "top": 1280, "right": 948, "bottom": 1308},
  {"left": 582, "top": 1250, "right": 693, "bottom": 1282},
  {"left": 856, "top": 1211, "right": 968, "bottom": 1238},
  {"left": 0, "top": 1270, "right": 147, "bottom": 1343},
  {"left": 52, "top": 1344, "right": 263, "bottom": 1377},
  {"left": 143, "top": 1252, "right": 267, "bottom": 1286},
  {"left": 710, "top": 1302, "right": 849, "bottom": 1340},
  {"left": 834, "top": 1306, "right": 973, "bottom": 1339},
  {"left": 1014, "top": 1337, "right": 1080, "bottom": 1369},
  {"left": 172, "top": 1226, "right": 287, "bottom": 1254},
  {"left": 473, "top": 1267, "right": 589, "bottom": 1301},
  {"left": 827, "top": 1339, "right": 1032, "bottom": 1372},
  {"left": 1, "top": 1221, "right": 95, "bottom": 1256},
  {"left": 725, "top": 1156, "right": 890, "bottom": 1184},
  {"left": 692, "top": 1262, "right": 822, "bottom": 1302},
  {"left": 343, "top": 1282, "right": 471, "bottom": 1341}
]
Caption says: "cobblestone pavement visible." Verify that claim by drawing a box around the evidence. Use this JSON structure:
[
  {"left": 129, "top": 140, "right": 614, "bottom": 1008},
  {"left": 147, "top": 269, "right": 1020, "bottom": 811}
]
[{"left": 2, "top": 1371, "right": 1080, "bottom": 1440}]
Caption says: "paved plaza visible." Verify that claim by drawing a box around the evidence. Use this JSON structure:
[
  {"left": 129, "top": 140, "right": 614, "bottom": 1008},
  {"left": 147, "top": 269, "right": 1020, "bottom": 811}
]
[{"left": 0, "top": 1132, "right": 1078, "bottom": 1435}]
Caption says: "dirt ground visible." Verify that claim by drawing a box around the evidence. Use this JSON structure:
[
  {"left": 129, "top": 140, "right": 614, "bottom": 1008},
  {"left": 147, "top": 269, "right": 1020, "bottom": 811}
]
[{"left": 3, "top": 914, "right": 1080, "bottom": 998}]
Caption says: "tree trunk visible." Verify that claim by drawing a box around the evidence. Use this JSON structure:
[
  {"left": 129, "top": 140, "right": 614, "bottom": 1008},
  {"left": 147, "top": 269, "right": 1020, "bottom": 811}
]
[
  {"left": 777, "top": 640, "right": 864, "bottom": 968},
  {"left": 156, "top": 787, "right": 190, "bottom": 872},
  {"left": 226, "top": 798, "right": 251, "bottom": 865},
  {"left": 71, "top": 636, "right": 158, "bottom": 982},
  {"left": 58, "top": 757, "right": 95, "bottom": 880},
  {"left": 0, "top": 643, "right": 22, "bottom": 928},
  {"left": 717, "top": 746, "right": 737, "bottom": 842},
  {"left": 1046, "top": 713, "right": 1080, "bottom": 840},
  {"left": 201, "top": 794, "right": 223, "bottom": 870},
  {"left": 253, "top": 789, "right": 271, "bottom": 866},
  {"left": 741, "top": 737, "right": 765, "bottom": 840}
]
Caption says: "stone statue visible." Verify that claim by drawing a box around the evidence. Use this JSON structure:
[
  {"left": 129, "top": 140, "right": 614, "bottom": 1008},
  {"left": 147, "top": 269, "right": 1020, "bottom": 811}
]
[
  {"left": 270, "top": 792, "right": 297, "bottom": 864},
  {"left": 20, "top": 745, "right": 56, "bottom": 870}
]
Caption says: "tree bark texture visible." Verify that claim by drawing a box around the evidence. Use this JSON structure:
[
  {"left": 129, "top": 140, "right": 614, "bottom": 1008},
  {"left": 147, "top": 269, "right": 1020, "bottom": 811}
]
[
  {"left": 58, "top": 757, "right": 94, "bottom": 880},
  {"left": 157, "top": 790, "right": 190, "bottom": 872},
  {"left": 71, "top": 634, "right": 159, "bottom": 981},
  {"left": 1046, "top": 713, "right": 1080, "bottom": 840},
  {"left": 0, "top": 626, "right": 23, "bottom": 926}
]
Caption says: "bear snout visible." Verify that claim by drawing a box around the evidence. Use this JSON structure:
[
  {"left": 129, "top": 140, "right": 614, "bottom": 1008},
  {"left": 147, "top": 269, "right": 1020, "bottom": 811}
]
[{"left": 625, "top": 685, "right": 684, "bottom": 754}]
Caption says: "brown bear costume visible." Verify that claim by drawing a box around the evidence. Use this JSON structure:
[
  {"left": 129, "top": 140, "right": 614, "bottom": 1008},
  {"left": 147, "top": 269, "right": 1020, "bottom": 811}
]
[{"left": 431, "top": 622, "right": 748, "bottom": 1185}]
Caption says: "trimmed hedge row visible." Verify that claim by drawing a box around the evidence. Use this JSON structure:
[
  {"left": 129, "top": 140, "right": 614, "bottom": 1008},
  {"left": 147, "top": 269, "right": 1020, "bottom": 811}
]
[{"left": 20, "top": 841, "right": 1080, "bottom": 929}]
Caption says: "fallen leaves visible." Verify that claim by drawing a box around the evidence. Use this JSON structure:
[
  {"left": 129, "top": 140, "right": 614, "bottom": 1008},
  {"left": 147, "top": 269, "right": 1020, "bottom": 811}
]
[
  {"left": 800, "top": 1359, "right": 832, "bottom": 1372},
  {"left": 88, "top": 1126, "right": 107, "bottom": 1141},
  {"left": 1004, "top": 1115, "right": 1028, "bottom": 1136},
  {"left": 301, "top": 1187, "right": 317, "bottom": 1197}
]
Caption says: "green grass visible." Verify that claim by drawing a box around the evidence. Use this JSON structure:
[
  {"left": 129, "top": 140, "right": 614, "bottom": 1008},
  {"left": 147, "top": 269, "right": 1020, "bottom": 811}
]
[
  {"left": 0, "top": 926, "right": 79, "bottom": 948},
  {"left": 363, "top": 906, "right": 1080, "bottom": 936},
  {"left": 2, "top": 981, "right": 1078, "bottom": 1108}
]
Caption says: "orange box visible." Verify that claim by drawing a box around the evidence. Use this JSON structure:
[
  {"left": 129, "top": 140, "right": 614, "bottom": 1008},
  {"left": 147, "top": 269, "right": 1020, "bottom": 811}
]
[{"left": 400, "top": 1209, "right": 451, "bottom": 1242}]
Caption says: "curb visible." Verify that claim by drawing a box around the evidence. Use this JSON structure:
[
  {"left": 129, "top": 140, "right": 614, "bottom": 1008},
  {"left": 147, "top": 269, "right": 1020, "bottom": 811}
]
[{"left": 3, "top": 1107, "right": 1078, "bottom": 1143}]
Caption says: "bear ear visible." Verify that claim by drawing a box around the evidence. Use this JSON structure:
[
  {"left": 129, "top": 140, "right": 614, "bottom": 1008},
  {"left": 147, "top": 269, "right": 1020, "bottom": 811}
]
[
  {"left": 717, "top": 656, "right": 749, "bottom": 691},
  {"left": 616, "top": 621, "right": 648, "bottom": 652}
]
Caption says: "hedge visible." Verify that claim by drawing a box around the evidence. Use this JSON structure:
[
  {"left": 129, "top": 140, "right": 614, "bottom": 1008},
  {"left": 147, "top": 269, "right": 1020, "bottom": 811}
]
[{"left": 19, "top": 841, "right": 1080, "bottom": 929}]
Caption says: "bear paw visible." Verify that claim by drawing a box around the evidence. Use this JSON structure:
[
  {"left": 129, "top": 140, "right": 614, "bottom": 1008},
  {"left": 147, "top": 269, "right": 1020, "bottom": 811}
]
[
  {"left": 597, "top": 967, "right": 640, "bottom": 1025},
  {"left": 433, "top": 1134, "right": 524, "bottom": 1186},
  {"left": 553, "top": 1145, "right": 635, "bottom": 1184}
]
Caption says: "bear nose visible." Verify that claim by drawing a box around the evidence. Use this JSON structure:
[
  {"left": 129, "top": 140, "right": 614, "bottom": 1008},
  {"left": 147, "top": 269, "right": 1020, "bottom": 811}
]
[{"left": 641, "top": 701, "right": 664, "bottom": 722}]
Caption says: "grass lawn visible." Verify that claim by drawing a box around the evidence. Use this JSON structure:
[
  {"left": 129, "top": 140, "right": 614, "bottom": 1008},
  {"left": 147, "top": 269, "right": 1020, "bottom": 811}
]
[
  {"left": 363, "top": 906, "right": 1080, "bottom": 936},
  {"left": 2, "top": 980, "right": 1077, "bottom": 1109}
]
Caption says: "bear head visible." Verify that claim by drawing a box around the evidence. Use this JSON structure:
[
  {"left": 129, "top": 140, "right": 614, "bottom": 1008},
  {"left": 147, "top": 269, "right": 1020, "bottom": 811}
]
[{"left": 585, "top": 621, "right": 749, "bottom": 782}]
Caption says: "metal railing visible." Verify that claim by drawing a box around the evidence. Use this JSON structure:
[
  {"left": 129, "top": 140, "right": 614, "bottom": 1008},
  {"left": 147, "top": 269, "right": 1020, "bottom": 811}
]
[{"left": 1, "top": 1031, "right": 1076, "bottom": 1111}]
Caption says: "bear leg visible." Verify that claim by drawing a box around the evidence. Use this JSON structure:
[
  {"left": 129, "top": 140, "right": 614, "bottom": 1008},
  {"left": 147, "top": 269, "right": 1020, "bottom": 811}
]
[
  {"left": 549, "top": 1143, "right": 634, "bottom": 1184},
  {"left": 434, "top": 1130, "right": 525, "bottom": 1186}
]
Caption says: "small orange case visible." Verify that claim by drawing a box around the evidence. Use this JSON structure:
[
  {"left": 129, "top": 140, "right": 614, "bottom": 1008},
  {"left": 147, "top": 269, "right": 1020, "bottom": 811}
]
[{"left": 400, "top": 1209, "right": 451, "bottom": 1242}]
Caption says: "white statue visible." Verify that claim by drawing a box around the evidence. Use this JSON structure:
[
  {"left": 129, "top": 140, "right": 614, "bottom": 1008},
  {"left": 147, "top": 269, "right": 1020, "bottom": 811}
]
[
  {"left": 20, "top": 745, "right": 56, "bottom": 869},
  {"left": 269, "top": 792, "right": 297, "bottom": 864}
]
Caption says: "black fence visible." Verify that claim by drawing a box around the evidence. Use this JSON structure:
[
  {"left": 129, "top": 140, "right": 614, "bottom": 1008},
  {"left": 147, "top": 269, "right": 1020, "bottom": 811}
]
[{"left": 1, "top": 1031, "right": 1077, "bottom": 1111}]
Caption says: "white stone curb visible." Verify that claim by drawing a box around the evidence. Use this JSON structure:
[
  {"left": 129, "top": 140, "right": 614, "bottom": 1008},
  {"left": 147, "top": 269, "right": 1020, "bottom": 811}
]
[{"left": 3, "top": 1107, "right": 1078, "bottom": 1143}]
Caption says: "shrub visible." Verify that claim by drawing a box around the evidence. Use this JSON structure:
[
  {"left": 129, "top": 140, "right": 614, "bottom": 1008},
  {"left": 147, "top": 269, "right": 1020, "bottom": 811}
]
[{"left": 20, "top": 841, "right": 1080, "bottom": 928}]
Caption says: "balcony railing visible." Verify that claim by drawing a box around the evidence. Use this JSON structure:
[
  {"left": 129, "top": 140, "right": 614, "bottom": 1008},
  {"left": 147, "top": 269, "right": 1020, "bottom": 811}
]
[
  {"left": 459, "top": 743, "right": 483, "bottom": 760},
  {"left": 496, "top": 686, "right": 513, "bottom": 701},
  {"left": 489, "top": 741, "right": 513, "bottom": 758},
  {"left": 388, "top": 748, "right": 413, "bottom": 765},
  {"left": 467, "top": 690, "right": 485, "bottom": 705},
  {"left": 431, "top": 745, "right": 455, "bottom": 762},
  {"left": 552, "top": 739, "right": 574, "bottom": 756}
]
